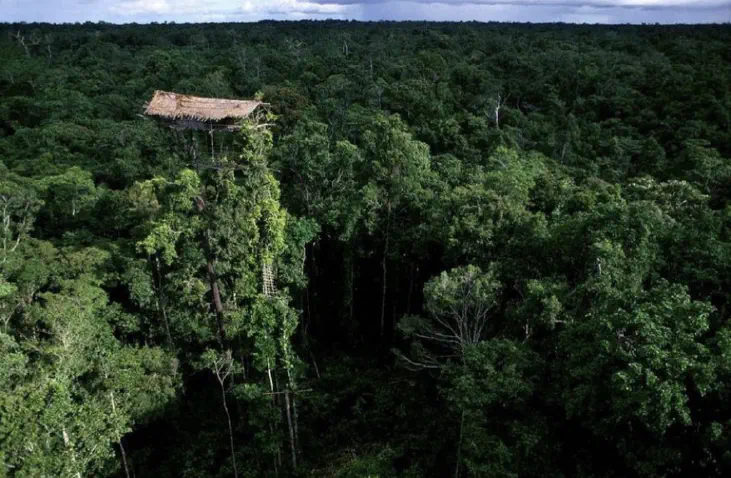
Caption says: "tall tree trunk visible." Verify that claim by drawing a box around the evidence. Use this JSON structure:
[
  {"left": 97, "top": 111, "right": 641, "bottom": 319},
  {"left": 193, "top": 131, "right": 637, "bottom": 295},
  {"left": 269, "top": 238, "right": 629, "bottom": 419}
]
[
  {"left": 119, "top": 438, "right": 131, "bottom": 478},
  {"left": 343, "top": 246, "right": 355, "bottom": 324},
  {"left": 349, "top": 253, "right": 355, "bottom": 323},
  {"left": 156, "top": 294, "right": 173, "bottom": 350},
  {"left": 219, "top": 379, "right": 239, "bottom": 478},
  {"left": 207, "top": 252, "right": 226, "bottom": 346},
  {"left": 380, "top": 203, "right": 392, "bottom": 340},
  {"left": 309, "top": 349, "right": 321, "bottom": 379},
  {"left": 110, "top": 392, "right": 131, "bottom": 478},
  {"left": 312, "top": 242, "right": 319, "bottom": 332},
  {"left": 406, "top": 261, "right": 415, "bottom": 315},
  {"left": 276, "top": 435, "right": 282, "bottom": 474},
  {"left": 267, "top": 359, "right": 275, "bottom": 396},
  {"left": 153, "top": 257, "right": 173, "bottom": 350},
  {"left": 284, "top": 388, "right": 297, "bottom": 469},
  {"left": 455, "top": 409, "right": 465, "bottom": 478},
  {"left": 269, "top": 421, "right": 281, "bottom": 476},
  {"left": 196, "top": 197, "right": 226, "bottom": 346},
  {"left": 266, "top": 359, "right": 281, "bottom": 476},
  {"left": 273, "top": 366, "right": 281, "bottom": 406},
  {"left": 303, "top": 244, "right": 311, "bottom": 335},
  {"left": 293, "top": 394, "right": 299, "bottom": 453},
  {"left": 287, "top": 369, "right": 300, "bottom": 455}
]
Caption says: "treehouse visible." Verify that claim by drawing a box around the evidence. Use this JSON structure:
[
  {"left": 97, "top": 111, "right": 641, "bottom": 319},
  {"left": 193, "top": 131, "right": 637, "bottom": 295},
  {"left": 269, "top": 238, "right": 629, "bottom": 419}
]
[
  {"left": 144, "top": 90, "right": 266, "bottom": 161},
  {"left": 143, "top": 90, "right": 277, "bottom": 298}
]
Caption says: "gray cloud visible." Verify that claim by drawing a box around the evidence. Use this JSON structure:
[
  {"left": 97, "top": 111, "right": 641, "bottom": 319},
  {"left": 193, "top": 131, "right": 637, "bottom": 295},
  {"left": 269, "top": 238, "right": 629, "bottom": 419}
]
[
  {"left": 310, "top": 0, "right": 731, "bottom": 10},
  {"left": 0, "top": 0, "right": 729, "bottom": 23},
  {"left": 357, "top": 1, "right": 730, "bottom": 22}
]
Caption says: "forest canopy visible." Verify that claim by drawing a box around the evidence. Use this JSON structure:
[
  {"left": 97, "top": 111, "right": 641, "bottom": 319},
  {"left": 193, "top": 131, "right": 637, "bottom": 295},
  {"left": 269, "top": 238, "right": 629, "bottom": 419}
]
[{"left": 1, "top": 20, "right": 731, "bottom": 477}]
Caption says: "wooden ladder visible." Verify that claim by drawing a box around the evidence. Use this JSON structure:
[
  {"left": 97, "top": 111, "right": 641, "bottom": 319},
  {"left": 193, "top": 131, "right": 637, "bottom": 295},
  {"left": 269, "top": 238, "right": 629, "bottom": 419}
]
[{"left": 262, "top": 262, "right": 276, "bottom": 297}]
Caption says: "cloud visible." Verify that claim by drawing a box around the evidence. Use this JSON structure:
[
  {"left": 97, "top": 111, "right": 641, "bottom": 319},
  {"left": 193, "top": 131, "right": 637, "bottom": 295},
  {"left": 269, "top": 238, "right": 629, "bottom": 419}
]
[
  {"left": 241, "top": 0, "right": 349, "bottom": 15},
  {"left": 355, "top": 0, "right": 730, "bottom": 22},
  {"left": 106, "top": 0, "right": 348, "bottom": 17},
  {"left": 0, "top": 0, "right": 728, "bottom": 23},
  {"left": 310, "top": 0, "right": 729, "bottom": 8},
  {"left": 110, "top": 0, "right": 173, "bottom": 15},
  {"left": 109, "top": 0, "right": 238, "bottom": 16}
]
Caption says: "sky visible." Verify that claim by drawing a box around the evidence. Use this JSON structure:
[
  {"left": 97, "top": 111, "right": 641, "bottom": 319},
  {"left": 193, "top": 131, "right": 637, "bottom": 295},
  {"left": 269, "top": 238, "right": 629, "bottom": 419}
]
[{"left": 1, "top": 0, "right": 730, "bottom": 24}]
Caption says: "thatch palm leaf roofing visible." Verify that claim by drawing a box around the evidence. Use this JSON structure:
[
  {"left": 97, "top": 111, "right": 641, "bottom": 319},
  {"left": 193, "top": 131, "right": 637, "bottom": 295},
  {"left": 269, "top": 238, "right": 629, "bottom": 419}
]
[{"left": 144, "top": 90, "right": 263, "bottom": 122}]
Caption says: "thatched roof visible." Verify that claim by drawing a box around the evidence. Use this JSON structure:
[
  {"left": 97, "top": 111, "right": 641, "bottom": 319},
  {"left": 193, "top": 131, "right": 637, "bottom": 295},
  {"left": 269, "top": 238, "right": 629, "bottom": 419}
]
[{"left": 144, "top": 90, "right": 263, "bottom": 123}]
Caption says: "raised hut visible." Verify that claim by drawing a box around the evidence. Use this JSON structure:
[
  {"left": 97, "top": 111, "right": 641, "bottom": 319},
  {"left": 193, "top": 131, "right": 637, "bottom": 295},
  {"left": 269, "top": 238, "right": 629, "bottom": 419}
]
[
  {"left": 144, "top": 90, "right": 264, "bottom": 131},
  {"left": 144, "top": 90, "right": 266, "bottom": 161}
]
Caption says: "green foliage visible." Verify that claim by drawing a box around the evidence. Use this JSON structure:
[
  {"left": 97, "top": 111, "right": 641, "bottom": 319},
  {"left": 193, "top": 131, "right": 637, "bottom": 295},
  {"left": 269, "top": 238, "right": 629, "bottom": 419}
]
[
  {"left": 1, "top": 20, "right": 730, "bottom": 478},
  {"left": 559, "top": 281, "right": 715, "bottom": 471},
  {"left": 445, "top": 340, "right": 548, "bottom": 478},
  {"left": 0, "top": 240, "right": 176, "bottom": 477}
]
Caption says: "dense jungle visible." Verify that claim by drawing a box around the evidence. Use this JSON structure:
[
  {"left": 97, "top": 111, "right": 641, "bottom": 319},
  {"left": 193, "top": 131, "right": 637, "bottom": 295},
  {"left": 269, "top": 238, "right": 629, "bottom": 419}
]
[{"left": 1, "top": 20, "right": 731, "bottom": 477}]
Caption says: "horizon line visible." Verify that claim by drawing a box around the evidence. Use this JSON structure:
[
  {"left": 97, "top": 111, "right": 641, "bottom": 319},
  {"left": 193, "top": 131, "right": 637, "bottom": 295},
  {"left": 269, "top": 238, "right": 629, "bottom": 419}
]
[{"left": 1, "top": 19, "right": 730, "bottom": 26}]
